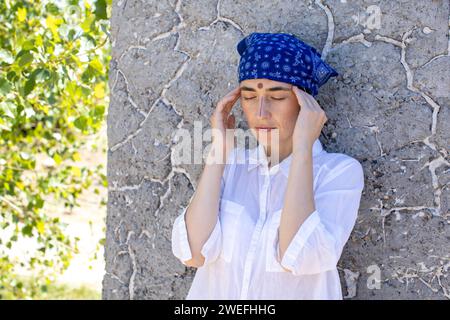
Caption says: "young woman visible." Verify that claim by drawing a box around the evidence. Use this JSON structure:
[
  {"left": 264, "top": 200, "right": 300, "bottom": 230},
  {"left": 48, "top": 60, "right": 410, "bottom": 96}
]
[{"left": 172, "top": 33, "right": 365, "bottom": 299}]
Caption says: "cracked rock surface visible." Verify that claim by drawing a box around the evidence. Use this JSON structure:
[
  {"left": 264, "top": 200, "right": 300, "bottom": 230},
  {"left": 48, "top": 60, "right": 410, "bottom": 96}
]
[{"left": 104, "top": 0, "right": 450, "bottom": 299}]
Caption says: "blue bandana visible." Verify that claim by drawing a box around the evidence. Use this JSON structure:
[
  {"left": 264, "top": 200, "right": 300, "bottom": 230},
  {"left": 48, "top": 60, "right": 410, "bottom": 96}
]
[{"left": 237, "top": 32, "right": 338, "bottom": 96}]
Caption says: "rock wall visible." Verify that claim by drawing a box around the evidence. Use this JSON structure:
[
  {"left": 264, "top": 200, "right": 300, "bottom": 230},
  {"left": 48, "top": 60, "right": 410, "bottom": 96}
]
[{"left": 104, "top": 0, "right": 450, "bottom": 299}]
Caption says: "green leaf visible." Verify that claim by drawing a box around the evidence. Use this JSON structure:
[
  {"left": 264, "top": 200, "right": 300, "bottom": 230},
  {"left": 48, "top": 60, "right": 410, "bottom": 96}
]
[
  {"left": 47, "top": 93, "right": 57, "bottom": 105},
  {"left": 36, "top": 221, "right": 45, "bottom": 235},
  {"left": 68, "top": 29, "right": 76, "bottom": 41},
  {"left": 6, "top": 71, "right": 18, "bottom": 82},
  {"left": 81, "top": 15, "right": 96, "bottom": 32},
  {"left": 74, "top": 116, "right": 88, "bottom": 130},
  {"left": 22, "top": 40, "right": 35, "bottom": 51},
  {"left": 17, "top": 52, "right": 33, "bottom": 67},
  {"left": 81, "top": 65, "right": 95, "bottom": 83},
  {"left": 36, "top": 198, "right": 44, "bottom": 209},
  {"left": 45, "top": 3, "right": 60, "bottom": 15},
  {"left": 22, "top": 225, "right": 33, "bottom": 237},
  {"left": 0, "top": 78, "right": 12, "bottom": 95},
  {"left": 24, "top": 76, "right": 36, "bottom": 96},
  {"left": 95, "top": 0, "right": 107, "bottom": 20},
  {"left": 93, "top": 105, "right": 105, "bottom": 117},
  {"left": 89, "top": 58, "right": 103, "bottom": 73},
  {"left": 32, "top": 68, "right": 51, "bottom": 83},
  {"left": 53, "top": 153, "right": 62, "bottom": 165},
  {"left": 0, "top": 101, "right": 16, "bottom": 118}
]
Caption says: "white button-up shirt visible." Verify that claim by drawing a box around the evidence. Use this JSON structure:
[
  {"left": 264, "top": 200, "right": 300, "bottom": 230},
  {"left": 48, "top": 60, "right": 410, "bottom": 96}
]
[{"left": 171, "top": 138, "right": 365, "bottom": 299}]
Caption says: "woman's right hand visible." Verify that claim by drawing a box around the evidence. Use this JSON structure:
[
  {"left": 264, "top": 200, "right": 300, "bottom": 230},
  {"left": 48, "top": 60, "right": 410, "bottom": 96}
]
[{"left": 208, "top": 86, "right": 241, "bottom": 164}]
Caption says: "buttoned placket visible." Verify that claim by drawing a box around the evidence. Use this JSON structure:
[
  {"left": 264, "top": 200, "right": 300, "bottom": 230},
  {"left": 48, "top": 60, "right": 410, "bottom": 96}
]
[{"left": 239, "top": 162, "right": 278, "bottom": 299}]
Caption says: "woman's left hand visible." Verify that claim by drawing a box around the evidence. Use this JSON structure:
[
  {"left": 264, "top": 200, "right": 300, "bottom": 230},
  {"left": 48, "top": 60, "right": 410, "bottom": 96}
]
[{"left": 291, "top": 86, "right": 328, "bottom": 153}]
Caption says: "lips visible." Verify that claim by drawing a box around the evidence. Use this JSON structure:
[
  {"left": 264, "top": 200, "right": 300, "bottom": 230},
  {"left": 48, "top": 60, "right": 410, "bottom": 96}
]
[{"left": 255, "top": 127, "right": 276, "bottom": 130}]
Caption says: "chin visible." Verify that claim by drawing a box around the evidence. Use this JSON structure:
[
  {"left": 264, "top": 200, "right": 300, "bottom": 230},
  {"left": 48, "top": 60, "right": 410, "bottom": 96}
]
[{"left": 254, "top": 129, "right": 281, "bottom": 143}]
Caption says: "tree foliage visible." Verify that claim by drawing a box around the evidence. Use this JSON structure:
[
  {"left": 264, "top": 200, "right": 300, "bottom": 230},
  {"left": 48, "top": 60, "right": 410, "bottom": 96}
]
[{"left": 0, "top": 0, "right": 110, "bottom": 298}]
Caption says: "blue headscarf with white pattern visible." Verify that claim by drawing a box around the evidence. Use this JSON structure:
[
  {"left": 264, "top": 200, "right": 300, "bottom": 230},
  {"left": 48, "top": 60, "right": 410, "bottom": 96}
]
[{"left": 237, "top": 32, "right": 338, "bottom": 96}]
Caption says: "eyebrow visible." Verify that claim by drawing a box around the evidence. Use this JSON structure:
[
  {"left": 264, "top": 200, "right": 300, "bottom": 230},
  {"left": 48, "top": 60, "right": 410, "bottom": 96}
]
[{"left": 240, "top": 86, "right": 291, "bottom": 92}]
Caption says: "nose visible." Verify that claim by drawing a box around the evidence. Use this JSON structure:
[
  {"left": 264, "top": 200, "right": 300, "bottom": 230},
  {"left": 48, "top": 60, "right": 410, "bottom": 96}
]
[{"left": 257, "top": 96, "right": 271, "bottom": 119}]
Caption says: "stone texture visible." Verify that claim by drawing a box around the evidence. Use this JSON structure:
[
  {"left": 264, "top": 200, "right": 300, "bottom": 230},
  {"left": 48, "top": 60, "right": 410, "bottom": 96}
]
[{"left": 104, "top": 0, "right": 450, "bottom": 300}]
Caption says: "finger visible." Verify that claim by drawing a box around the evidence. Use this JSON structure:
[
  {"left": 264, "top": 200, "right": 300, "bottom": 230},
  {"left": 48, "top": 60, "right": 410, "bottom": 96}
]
[
  {"left": 222, "top": 92, "right": 241, "bottom": 114},
  {"left": 300, "top": 88, "right": 320, "bottom": 113},
  {"left": 217, "top": 89, "right": 240, "bottom": 108},
  {"left": 305, "top": 94, "right": 322, "bottom": 113},
  {"left": 299, "top": 88, "right": 318, "bottom": 111},
  {"left": 224, "top": 87, "right": 241, "bottom": 99},
  {"left": 226, "top": 113, "right": 235, "bottom": 129},
  {"left": 217, "top": 88, "right": 241, "bottom": 112},
  {"left": 292, "top": 86, "right": 311, "bottom": 110},
  {"left": 302, "top": 91, "right": 325, "bottom": 114},
  {"left": 310, "top": 98, "right": 326, "bottom": 116}
]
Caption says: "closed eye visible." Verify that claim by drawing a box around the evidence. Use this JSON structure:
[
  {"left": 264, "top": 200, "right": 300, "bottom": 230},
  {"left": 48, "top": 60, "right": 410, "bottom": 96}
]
[{"left": 243, "top": 97, "right": 286, "bottom": 101}]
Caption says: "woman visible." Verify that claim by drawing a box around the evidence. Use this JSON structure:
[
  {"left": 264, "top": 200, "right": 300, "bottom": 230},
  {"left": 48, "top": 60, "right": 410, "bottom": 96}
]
[{"left": 171, "top": 33, "right": 365, "bottom": 299}]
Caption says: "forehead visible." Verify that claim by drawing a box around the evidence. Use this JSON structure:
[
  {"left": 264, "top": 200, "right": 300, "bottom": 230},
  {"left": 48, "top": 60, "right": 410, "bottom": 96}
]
[{"left": 239, "top": 78, "right": 291, "bottom": 88}]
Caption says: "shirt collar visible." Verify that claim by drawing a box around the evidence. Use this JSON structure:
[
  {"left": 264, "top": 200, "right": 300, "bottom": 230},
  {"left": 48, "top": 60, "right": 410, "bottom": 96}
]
[{"left": 247, "top": 138, "right": 324, "bottom": 177}]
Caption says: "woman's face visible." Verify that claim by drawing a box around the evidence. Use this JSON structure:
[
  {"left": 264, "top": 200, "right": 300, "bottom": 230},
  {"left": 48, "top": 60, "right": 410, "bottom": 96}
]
[{"left": 239, "top": 78, "right": 300, "bottom": 149}]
